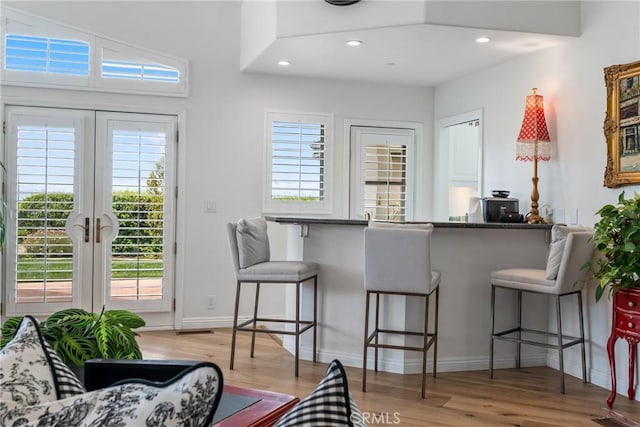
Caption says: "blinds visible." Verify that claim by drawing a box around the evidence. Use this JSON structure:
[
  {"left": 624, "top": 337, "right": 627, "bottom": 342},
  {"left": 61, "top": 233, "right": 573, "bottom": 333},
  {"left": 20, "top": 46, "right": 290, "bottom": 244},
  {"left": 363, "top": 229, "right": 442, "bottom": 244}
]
[
  {"left": 102, "top": 60, "right": 180, "bottom": 83},
  {"left": 271, "top": 120, "right": 325, "bottom": 201},
  {"left": 5, "top": 34, "right": 90, "bottom": 76},
  {"left": 15, "top": 125, "right": 76, "bottom": 303},
  {"left": 110, "top": 129, "right": 166, "bottom": 300},
  {"left": 363, "top": 145, "right": 407, "bottom": 221}
]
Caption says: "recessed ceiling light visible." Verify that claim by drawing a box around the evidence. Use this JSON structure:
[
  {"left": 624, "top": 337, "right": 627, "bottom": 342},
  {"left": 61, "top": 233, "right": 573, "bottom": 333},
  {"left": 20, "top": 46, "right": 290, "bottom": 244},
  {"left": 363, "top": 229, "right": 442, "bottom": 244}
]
[
  {"left": 476, "top": 36, "right": 491, "bottom": 44},
  {"left": 346, "top": 40, "right": 362, "bottom": 46},
  {"left": 278, "top": 60, "right": 291, "bottom": 66}
]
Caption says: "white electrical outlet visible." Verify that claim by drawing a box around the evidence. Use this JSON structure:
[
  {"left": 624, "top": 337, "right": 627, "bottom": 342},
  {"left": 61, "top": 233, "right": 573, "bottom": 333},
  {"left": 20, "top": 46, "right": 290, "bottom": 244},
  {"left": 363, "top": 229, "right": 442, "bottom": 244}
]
[
  {"left": 204, "top": 200, "right": 217, "bottom": 213},
  {"left": 207, "top": 295, "right": 216, "bottom": 310}
]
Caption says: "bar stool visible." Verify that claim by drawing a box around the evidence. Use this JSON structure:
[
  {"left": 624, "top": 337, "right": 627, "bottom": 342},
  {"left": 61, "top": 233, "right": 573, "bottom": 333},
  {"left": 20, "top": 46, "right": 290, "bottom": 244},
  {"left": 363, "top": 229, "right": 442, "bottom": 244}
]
[
  {"left": 362, "top": 222, "right": 440, "bottom": 398},
  {"left": 227, "top": 218, "right": 318, "bottom": 376},
  {"left": 489, "top": 225, "right": 594, "bottom": 393}
]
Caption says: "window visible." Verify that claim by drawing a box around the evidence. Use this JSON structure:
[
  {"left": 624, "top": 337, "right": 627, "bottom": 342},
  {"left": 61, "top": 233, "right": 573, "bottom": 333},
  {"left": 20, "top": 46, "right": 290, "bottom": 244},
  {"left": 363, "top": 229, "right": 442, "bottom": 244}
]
[
  {"left": 102, "top": 60, "right": 179, "bottom": 83},
  {"left": 264, "top": 112, "right": 333, "bottom": 214},
  {"left": 363, "top": 145, "right": 407, "bottom": 221},
  {"left": 350, "top": 126, "right": 416, "bottom": 221},
  {"left": 1, "top": 6, "right": 188, "bottom": 96},
  {"left": 5, "top": 34, "right": 89, "bottom": 76}
]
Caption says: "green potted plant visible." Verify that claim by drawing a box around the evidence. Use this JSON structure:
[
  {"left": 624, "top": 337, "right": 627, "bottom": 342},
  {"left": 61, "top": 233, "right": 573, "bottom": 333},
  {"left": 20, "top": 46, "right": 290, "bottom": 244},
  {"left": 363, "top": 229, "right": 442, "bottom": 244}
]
[
  {"left": 589, "top": 191, "right": 640, "bottom": 301},
  {"left": 0, "top": 307, "right": 145, "bottom": 366}
]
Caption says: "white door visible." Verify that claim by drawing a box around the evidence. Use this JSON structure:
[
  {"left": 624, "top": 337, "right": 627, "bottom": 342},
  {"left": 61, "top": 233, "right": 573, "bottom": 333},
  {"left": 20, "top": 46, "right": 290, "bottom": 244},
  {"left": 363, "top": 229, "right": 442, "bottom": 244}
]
[
  {"left": 349, "top": 126, "right": 416, "bottom": 221},
  {"left": 4, "top": 106, "right": 177, "bottom": 326}
]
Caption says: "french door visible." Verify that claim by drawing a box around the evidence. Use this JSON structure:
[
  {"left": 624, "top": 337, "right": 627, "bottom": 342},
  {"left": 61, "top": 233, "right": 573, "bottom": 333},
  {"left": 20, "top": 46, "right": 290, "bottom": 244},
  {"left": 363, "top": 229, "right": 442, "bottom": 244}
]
[{"left": 3, "top": 106, "right": 177, "bottom": 325}]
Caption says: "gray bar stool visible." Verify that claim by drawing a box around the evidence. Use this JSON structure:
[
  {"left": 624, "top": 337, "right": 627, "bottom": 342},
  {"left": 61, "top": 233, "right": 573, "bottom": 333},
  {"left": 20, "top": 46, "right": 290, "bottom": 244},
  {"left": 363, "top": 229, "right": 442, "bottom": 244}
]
[
  {"left": 489, "top": 225, "right": 594, "bottom": 393},
  {"left": 362, "top": 222, "right": 441, "bottom": 398},
  {"left": 227, "top": 218, "right": 318, "bottom": 377}
]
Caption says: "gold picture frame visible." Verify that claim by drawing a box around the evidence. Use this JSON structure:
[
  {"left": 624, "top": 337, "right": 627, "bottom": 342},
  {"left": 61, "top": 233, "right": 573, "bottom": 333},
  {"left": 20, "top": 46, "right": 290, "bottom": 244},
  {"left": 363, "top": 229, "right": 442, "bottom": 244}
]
[{"left": 604, "top": 60, "right": 640, "bottom": 188}]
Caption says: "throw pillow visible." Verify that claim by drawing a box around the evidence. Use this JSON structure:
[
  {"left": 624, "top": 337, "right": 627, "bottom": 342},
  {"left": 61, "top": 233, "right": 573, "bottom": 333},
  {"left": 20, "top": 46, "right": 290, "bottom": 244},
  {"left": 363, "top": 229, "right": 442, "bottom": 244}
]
[
  {"left": 275, "top": 359, "right": 366, "bottom": 427},
  {"left": 1, "top": 362, "right": 223, "bottom": 427},
  {"left": 0, "top": 315, "right": 85, "bottom": 417},
  {"left": 236, "top": 217, "right": 270, "bottom": 268}
]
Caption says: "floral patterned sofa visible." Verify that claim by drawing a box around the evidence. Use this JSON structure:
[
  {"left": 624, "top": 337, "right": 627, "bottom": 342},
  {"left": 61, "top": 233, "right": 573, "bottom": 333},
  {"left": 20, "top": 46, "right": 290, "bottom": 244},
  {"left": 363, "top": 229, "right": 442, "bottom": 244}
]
[
  {"left": 1, "top": 316, "right": 366, "bottom": 426},
  {"left": 0, "top": 316, "right": 222, "bottom": 426}
]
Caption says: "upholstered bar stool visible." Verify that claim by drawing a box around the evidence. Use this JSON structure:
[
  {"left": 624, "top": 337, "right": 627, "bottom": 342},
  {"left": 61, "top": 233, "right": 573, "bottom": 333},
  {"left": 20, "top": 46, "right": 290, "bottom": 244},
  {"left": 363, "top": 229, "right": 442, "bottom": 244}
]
[
  {"left": 227, "top": 218, "right": 318, "bottom": 377},
  {"left": 489, "top": 225, "right": 594, "bottom": 393},
  {"left": 362, "top": 222, "right": 441, "bottom": 398}
]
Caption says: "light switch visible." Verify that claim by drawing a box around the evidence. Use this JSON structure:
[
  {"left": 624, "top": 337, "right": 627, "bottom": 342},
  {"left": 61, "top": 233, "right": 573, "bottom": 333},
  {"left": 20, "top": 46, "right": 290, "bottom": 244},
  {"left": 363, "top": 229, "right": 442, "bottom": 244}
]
[{"left": 204, "top": 200, "right": 217, "bottom": 213}]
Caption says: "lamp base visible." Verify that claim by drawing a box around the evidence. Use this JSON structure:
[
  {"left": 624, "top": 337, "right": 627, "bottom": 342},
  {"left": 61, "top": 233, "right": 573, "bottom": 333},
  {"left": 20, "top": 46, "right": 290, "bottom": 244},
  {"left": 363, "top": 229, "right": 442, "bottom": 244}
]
[{"left": 527, "top": 213, "right": 546, "bottom": 224}]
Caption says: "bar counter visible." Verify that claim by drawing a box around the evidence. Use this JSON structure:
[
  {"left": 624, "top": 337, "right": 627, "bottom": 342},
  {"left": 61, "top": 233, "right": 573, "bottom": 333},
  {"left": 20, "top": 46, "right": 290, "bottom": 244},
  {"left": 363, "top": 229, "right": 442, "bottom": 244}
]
[{"left": 267, "top": 216, "right": 553, "bottom": 375}]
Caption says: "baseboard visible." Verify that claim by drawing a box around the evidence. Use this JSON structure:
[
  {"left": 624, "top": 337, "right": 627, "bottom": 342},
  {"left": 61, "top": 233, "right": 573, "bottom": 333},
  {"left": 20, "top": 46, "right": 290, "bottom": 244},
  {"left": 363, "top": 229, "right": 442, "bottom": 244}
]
[{"left": 179, "top": 314, "right": 284, "bottom": 330}]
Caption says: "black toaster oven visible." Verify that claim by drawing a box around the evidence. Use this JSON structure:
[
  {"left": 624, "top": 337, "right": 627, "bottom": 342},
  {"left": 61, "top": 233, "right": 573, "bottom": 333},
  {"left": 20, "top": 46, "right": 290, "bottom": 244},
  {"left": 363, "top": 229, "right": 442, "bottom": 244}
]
[{"left": 481, "top": 197, "right": 519, "bottom": 222}]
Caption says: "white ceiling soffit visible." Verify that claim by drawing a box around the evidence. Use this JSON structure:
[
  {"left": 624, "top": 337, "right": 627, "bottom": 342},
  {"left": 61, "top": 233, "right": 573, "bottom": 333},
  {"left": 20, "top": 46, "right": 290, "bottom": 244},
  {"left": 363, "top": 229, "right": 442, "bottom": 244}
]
[{"left": 240, "top": 0, "right": 580, "bottom": 87}]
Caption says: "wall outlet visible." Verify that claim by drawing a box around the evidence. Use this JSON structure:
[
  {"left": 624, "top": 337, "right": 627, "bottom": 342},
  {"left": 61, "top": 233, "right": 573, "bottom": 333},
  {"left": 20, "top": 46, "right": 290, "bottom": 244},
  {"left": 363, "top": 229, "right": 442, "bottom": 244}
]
[{"left": 207, "top": 295, "right": 216, "bottom": 310}]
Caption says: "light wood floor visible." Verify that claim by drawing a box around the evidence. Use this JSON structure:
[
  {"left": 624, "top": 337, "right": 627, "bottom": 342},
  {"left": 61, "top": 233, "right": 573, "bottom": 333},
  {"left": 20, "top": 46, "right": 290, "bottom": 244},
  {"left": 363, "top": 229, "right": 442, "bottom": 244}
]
[{"left": 139, "top": 329, "right": 640, "bottom": 426}]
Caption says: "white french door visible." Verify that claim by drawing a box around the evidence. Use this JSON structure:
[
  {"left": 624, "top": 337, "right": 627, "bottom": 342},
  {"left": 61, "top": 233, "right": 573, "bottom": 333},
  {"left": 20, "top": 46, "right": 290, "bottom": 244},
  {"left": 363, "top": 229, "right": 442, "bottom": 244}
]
[{"left": 4, "top": 106, "right": 177, "bottom": 325}]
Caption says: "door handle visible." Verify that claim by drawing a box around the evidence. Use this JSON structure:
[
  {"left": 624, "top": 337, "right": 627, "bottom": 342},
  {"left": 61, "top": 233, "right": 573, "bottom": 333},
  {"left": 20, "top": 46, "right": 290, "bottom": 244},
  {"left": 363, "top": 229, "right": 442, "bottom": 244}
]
[
  {"left": 73, "top": 217, "right": 90, "bottom": 242},
  {"left": 84, "top": 217, "right": 90, "bottom": 242},
  {"left": 95, "top": 218, "right": 101, "bottom": 243}
]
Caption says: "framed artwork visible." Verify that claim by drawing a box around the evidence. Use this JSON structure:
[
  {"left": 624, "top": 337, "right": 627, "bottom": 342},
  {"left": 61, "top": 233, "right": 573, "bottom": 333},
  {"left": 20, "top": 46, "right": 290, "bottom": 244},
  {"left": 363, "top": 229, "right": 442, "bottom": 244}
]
[{"left": 604, "top": 60, "right": 640, "bottom": 188}]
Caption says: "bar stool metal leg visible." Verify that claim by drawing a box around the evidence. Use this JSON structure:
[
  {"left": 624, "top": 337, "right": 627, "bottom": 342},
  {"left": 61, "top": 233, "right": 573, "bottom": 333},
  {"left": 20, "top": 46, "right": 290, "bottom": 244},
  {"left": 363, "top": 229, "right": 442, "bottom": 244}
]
[
  {"left": 489, "top": 285, "right": 496, "bottom": 379},
  {"left": 578, "top": 291, "right": 587, "bottom": 383},
  {"left": 422, "top": 291, "right": 429, "bottom": 399},
  {"left": 230, "top": 280, "right": 242, "bottom": 370},
  {"left": 363, "top": 291, "right": 371, "bottom": 392},
  {"left": 250, "top": 283, "right": 261, "bottom": 358},
  {"left": 433, "top": 286, "right": 439, "bottom": 378},
  {"left": 313, "top": 276, "right": 318, "bottom": 363},
  {"left": 294, "top": 280, "right": 301, "bottom": 377},
  {"left": 556, "top": 294, "right": 565, "bottom": 394},
  {"left": 516, "top": 290, "right": 522, "bottom": 369},
  {"left": 374, "top": 292, "right": 380, "bottom": 372}
]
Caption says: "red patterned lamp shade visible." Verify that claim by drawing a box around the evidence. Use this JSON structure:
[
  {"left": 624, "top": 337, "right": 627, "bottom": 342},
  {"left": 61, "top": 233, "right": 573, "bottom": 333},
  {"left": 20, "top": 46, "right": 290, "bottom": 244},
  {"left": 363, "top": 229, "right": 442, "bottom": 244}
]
[{"left": 516, "top": 88, "right": 551, "bottom": 161}]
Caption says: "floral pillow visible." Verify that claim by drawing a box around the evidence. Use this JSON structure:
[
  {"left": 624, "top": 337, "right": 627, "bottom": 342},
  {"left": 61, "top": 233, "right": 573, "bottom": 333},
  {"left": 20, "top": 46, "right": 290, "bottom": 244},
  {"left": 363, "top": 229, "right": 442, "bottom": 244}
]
[
  {"left": 0, "top": 315, "right": 86, "bottom": 417},
  {"left": 1, "top": 362, "right": 223, "bottom": 427}
]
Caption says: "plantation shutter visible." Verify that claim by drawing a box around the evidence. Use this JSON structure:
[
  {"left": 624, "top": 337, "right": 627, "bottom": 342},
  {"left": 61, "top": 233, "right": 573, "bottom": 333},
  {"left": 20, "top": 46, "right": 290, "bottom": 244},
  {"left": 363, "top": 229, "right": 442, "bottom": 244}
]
[
  {"left": 363, "top": 144, "right": 407, "bottom": 221},
  {"left": 96, "top": 112, "right": 177, "bottom": 313},
  {"left": 264, "top": 112, "right": 333, "bottom": 214},
  {"left": 4, "top": 107, "right": 95, "bottom": 316},
  {"left": 271, "top": 121, "right": 325, "bottom": 201},
  {"left": 110, "top": 129, "right": 166, "bottom": 301}
]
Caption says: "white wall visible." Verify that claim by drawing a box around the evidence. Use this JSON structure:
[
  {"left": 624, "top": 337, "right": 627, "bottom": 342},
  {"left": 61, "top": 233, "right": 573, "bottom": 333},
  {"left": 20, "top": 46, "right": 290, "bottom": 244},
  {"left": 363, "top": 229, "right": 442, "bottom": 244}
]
[
  {"left": 1, "top": 1, "right": 433, "bottom": 329},
  {"left": 434, "top": 0, "right": 640, "bottom": 396}
]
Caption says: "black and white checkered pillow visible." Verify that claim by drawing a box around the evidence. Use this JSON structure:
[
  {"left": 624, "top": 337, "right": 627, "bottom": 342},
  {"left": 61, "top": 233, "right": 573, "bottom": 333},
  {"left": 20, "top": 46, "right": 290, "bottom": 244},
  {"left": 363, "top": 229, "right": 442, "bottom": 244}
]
[
  {"left": 42, "top": 339, "right": 86, "bottom": 398},
  {"left": 275, "top": 359, "right": 366, "bottom": 426}
]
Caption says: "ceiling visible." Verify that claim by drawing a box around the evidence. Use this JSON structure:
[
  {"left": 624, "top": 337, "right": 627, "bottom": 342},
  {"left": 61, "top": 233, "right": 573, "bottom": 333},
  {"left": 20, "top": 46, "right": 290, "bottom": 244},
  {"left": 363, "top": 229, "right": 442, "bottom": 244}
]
[{"left": 241, "top": 1, "right": 580, "bottom": 87}]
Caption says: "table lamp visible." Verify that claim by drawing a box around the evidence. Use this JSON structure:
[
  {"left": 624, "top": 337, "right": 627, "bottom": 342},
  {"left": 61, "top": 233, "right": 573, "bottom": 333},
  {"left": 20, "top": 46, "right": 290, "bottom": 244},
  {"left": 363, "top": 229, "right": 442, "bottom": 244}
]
[{"left": 516, "top": 88, "right": 551, "bottom": 224}]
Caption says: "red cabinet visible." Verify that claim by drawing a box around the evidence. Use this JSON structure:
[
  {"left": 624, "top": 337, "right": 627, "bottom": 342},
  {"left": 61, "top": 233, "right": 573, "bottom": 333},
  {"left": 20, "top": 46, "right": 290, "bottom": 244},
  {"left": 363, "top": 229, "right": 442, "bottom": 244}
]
[{"left": 607, "top": 287, "right": 640, "bottom": 408}]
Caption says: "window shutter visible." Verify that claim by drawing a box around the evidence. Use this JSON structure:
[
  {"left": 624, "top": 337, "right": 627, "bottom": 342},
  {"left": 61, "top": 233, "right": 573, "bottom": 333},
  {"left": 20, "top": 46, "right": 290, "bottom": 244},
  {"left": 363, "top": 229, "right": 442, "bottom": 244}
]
[
  {"left": 271, "top": 121, "right": 325, "bottom": 202},
  {"left": 364, "top": 145, "right": 407, "bottom": 221},
  {"left": 5, "top": 34, "right": 90, "bottom": 75},
  {"left": 265, "top": 112, "right": 333, "bottom": 214},
  {"left": 15, "top": 124, "right": 76, "bottom": 303},
  {"left": 110, "top": 129, "right": 166, "bottom": 301}
]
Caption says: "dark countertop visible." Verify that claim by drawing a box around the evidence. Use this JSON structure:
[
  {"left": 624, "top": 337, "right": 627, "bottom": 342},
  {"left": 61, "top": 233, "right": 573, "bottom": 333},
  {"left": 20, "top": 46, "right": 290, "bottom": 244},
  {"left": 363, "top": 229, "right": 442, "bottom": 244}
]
[{"left": 265, "top": 216, "right": 553, "bottom": 230}]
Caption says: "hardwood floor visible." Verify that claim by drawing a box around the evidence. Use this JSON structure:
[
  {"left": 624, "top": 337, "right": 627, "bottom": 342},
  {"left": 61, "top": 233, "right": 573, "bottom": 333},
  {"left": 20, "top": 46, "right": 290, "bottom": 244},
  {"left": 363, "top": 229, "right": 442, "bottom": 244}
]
[{"left": 138, "top": 329, "right": 640, "bottom": 426}]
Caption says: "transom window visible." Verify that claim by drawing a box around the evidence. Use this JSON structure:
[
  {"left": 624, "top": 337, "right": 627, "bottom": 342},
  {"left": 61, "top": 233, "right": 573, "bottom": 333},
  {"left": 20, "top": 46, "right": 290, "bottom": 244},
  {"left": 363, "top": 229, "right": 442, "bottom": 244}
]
[
  {"left": 5, "top": 34, "right": 89, "bottom": 76},
  {"left": 1, "top": 6, "right": 188, "bottom": 96}
]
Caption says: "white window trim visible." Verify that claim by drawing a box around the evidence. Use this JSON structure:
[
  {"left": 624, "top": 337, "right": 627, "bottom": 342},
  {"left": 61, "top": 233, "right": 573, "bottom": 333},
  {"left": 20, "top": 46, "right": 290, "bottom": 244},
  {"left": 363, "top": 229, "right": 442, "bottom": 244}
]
[
  {"left": 263, "top": 111, "right": 334, "bottom": 215},
  {"left": 1, "top": 6, "right": 189, "bottom": 97}
]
